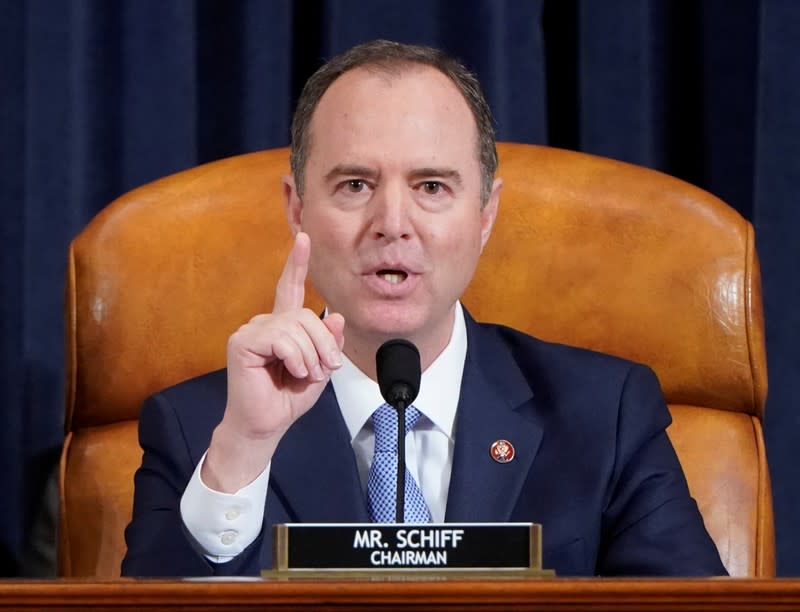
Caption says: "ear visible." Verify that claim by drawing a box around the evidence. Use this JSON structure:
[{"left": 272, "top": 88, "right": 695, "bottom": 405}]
[
  {"left": 479, "top": 177, "right": 502, "bottom": 253},
  {"left": 282, "top": 174, "right": 304, "bottom": 235}
]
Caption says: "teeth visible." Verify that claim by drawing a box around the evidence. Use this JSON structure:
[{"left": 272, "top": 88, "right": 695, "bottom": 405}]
[{"left": 378, "top": 271, "right": 407, "bottom": 284}]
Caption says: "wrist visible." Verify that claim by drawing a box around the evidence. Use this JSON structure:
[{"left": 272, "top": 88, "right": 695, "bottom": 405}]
[{"left": 202, "top": 421, "right": 282, "bottom": 493}]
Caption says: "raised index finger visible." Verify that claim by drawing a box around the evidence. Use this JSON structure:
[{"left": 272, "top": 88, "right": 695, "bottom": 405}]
[{"left": 273, "top": 232, "right": 310, "bottom": 312}]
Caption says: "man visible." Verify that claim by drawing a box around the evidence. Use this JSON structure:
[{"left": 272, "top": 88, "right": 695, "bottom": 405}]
[{"left": 122, "top": 40, "right": 726, "bottom": 577}]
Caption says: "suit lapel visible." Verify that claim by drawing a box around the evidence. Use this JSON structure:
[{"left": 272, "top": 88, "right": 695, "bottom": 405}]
[
  {"left": 445, "top": 315, "right": 544, "bottom": 522},
  {"left": 269, "top": 384, "right": 369, "bottom": 522}
]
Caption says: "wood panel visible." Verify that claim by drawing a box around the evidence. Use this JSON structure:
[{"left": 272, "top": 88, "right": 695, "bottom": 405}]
[{"left": 2, "top": 579, "right": 800, "bottom": 611}]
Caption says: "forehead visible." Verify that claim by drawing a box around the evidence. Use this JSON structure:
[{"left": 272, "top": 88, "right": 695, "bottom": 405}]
[{"left": 306, "top": 65, "right": 480, "bottom": 173}]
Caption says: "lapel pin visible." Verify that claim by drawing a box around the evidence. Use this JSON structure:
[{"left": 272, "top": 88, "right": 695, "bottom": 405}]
[{"left": 490, "top": 439, "right": 515, "bottom": 463}]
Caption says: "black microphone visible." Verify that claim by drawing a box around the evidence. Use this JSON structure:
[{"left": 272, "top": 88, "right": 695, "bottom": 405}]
[{"left": 376, "top": 339, "right": 421, "bottom": 523}]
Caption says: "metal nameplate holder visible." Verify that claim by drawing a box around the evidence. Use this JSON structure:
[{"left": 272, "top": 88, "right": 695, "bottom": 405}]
[{"left": 263, "top": 522, "right": 554, "bottom": 578}]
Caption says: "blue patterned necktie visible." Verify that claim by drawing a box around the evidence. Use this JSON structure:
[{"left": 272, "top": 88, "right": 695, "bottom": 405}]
[{"left": 367, "top": 403, "right": 432, "bottom": 523}]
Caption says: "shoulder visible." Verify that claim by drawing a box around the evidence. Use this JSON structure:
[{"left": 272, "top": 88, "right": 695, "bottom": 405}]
[
  {"left": 138, "top": 369, "right": 228, "bottom": 460},
  {"left": 155, "top": 368, "right": 228, "bottom": 406},
  {"left": 472, "top": 318, "right": 652, "bottom": 386},
  {"left": 145, "top": 369, "right": 228, "bottom": 418},
  {"left": 468, "top": 319, "right": 666, "bottom": 424}
]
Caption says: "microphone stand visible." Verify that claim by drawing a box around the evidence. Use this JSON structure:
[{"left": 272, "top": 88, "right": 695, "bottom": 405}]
[{"left": 395, "top": 400, "right": 406, "bottom": 524}]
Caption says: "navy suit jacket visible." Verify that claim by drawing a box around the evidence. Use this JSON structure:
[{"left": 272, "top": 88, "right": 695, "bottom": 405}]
[{"left": 122, "top": 313, "right": 726, "bottom": 577}]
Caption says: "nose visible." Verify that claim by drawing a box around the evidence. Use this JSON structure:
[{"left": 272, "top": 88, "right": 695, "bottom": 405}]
[{"left": 369, "top": 180, "right": 413, "bottom": 241}]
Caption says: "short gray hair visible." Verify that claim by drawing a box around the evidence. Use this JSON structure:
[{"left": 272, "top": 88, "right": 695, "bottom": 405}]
[{"left": 289, "top": 40, "right": 498, "bottom": 207}]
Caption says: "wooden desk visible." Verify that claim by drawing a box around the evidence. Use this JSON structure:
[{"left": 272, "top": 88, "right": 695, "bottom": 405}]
[{"left": 1, "top": 578, "right": 800, "bottom": 611}]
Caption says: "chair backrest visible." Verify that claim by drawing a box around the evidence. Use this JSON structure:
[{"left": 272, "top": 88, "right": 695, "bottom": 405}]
[{"left": 60, "top": 143, "right": 774, "bottom": 577}]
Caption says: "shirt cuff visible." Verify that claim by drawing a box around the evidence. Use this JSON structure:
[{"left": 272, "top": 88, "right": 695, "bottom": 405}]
[{"left": 180, "top": 451, "right": 271, "bottom": 563}]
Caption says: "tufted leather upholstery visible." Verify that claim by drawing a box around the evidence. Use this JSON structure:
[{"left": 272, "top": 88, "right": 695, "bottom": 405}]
[{"left": 60, "top": 143, "right": 774, "bottom": 577}]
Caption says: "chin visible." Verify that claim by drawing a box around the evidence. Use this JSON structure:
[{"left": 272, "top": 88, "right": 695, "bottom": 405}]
[{"left": 354, "top": 305, "right": 430, "bottom": 341}]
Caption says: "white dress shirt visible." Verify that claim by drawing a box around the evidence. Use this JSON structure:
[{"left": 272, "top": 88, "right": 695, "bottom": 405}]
[{"left": 180, "top": 303, "right": 468, "bottom": 562}]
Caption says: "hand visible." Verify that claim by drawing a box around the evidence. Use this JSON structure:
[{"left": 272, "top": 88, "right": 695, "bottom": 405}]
[{"left": 202, "top": 232, "right": 344, "bottom": 492}]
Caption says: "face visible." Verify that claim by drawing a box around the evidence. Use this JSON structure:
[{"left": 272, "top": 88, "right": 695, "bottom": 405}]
[{"left": 284, "top": 66, "right": 501, "bottom": 367}]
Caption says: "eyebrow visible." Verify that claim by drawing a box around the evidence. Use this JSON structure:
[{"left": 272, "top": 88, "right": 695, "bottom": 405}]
[
  {"left": 323, "top": 164, "right": 464, "bottom": 187},
  {"left": 324, "top": 165, "right": 379, "bottom": 182},
  {"left": 408, "top": 167, "right": 463, "bottom": 186}
]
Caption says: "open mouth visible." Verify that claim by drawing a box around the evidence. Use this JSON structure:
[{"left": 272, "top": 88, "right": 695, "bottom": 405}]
[{"left": 377, "top": 269, "right": 408, "bottom": 284}]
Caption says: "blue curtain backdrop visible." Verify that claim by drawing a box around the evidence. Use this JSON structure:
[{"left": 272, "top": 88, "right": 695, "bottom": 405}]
[{"left": 1, "top": 0, "right": 798, "bottom": 576}]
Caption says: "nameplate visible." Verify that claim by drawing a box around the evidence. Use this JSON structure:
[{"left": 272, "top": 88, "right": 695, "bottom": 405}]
[{"left": 270, "top": 523, "right": 543, "bottom": 573}]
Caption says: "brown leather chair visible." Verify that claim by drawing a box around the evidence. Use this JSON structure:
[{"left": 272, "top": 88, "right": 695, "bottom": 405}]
[{"left": 60, "top": 143, "right": 774, "bottom": 577}]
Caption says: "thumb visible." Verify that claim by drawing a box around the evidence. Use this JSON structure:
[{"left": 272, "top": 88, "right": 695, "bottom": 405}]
[{"left": 323, "top": 312, "right": 346, "bottom": 351}]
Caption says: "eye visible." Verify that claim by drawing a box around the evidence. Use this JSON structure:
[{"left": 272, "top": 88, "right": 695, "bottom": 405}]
[
  {"left": 345, "top": 179, "right": 368, "bottom": 193},
  {"left": 421, "top": 181, "right": 442, "bottom": 195}
]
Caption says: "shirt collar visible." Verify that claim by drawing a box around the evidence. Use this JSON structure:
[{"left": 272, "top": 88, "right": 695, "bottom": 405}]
[{"left": 330, "top": 302, "right": 467, "bottom": 442}]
